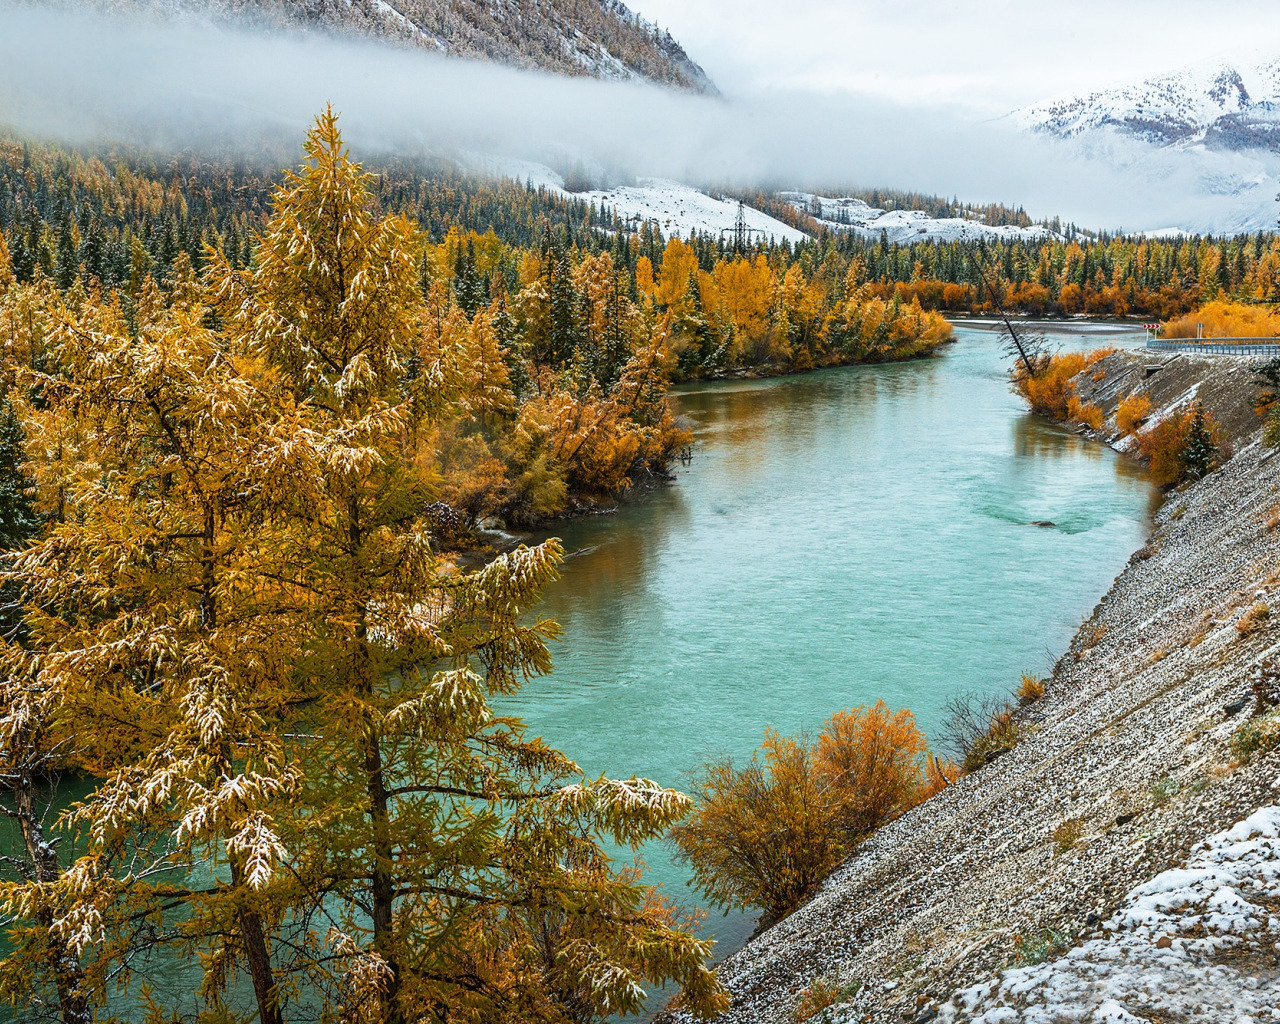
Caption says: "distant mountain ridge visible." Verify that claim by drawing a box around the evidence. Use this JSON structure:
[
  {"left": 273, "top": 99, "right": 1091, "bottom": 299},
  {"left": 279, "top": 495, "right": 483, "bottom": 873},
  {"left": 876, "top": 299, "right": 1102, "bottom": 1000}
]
[
  {"left": 88, "top": 0, "right": 717, "bottom": 93},
  {"left": 1016, "top": 56, "right": 1280, "bottom": 150}
]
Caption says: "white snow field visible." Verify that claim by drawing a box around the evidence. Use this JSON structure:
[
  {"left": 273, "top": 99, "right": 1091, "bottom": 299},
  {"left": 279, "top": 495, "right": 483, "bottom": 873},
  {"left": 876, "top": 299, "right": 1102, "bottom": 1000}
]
[
  {"left": 473, "top": 155, "right": 806, "bottom": 242},
  {"left": 474, "top": 158, "right": 1070, "bottom": 245},
  {"left": 575, "top": 179, "right": 808, "bottom": 243}
]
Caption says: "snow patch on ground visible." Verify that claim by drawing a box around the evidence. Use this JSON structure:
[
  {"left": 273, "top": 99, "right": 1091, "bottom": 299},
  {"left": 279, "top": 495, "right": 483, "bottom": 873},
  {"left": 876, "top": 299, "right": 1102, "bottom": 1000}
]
[
  {"left": 474, "top": 157, "right": 808, "bottom": 243},
  {"left": 575, "top": 180, "right": 807, "bottom": 243},
  {"left": 778, "top": 193, "right": 1059, "bottom": 245},
  {"left": 938, "top": 804, "right": 1280, "bottom": 1023}
]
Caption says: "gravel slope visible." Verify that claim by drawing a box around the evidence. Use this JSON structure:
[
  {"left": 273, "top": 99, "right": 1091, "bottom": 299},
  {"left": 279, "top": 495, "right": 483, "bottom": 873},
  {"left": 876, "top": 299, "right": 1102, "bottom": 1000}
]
[{"left": 666, "top": 352, "right": 1280, "bottom": 1024}]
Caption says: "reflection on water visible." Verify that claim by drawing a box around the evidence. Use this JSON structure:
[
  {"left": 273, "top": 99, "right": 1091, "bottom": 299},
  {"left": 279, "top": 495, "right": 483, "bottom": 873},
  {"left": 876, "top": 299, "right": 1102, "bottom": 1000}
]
[{"left": 502, "top": 326, "right": 1158, "bottom": 989}]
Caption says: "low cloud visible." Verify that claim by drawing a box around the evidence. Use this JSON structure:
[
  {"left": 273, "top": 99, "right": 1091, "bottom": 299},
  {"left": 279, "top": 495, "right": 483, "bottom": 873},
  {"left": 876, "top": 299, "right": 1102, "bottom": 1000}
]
[{"left": 0, "top": 4, "right": 1274, "bottom": 233}]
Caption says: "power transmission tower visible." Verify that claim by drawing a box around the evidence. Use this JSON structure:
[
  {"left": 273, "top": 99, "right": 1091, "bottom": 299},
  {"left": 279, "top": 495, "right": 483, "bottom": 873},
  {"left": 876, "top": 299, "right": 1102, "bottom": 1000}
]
[{"left": 720, "top": 201, "right": 766, "bottom": 254}]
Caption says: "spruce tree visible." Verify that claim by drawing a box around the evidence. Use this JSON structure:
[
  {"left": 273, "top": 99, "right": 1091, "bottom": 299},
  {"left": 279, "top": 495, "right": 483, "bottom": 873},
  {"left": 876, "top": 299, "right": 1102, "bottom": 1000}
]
[
  {"left": 0, "top": 394, "right": 36, "bottom": 552},
  {"left": 1182, "top": 402, "right": 1217, "bottom": 479}
]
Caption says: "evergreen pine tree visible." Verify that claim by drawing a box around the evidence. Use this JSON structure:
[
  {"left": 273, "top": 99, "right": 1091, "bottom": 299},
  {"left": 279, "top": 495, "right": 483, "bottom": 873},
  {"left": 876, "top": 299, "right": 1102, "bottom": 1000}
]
[
  {"left": 0, "top": 395, "right": 36, "bottom": 551},
  {"left": 1182, "top": 402, "right": 1217, "bottom": 479}
]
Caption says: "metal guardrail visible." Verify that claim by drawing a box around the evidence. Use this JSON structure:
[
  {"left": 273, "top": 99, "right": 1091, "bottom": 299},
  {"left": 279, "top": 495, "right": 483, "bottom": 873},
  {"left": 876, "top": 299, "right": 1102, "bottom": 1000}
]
[{"left": 1146, "top": 338, "right": 1280, "bottom": 358}]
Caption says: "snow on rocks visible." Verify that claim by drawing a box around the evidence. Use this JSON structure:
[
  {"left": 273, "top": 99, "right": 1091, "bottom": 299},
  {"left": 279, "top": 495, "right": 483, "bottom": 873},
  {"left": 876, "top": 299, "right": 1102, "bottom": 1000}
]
[{"left": 938, "top": 805, "right": 1280, "bottom": 1023}]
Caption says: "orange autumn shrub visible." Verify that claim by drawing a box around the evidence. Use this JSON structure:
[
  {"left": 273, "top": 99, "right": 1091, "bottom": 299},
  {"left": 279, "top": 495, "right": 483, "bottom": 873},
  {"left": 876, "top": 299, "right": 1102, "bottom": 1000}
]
[
  {"left": 1136, "top": 414, "right": 1190, "bottom": 487},
  {"left": 1163, "top": 300, "right": 1280, "bottom": 340},
  {"left": 669, "top": 730, "right": 844, "bottom": 923},
  {"left": 1135, "top": 402, "right": 1223, "bottom": 487},
  {"left": 794, "top": 979, "right": 861, "bottom": 1022},
  {"left": 920, "top": 751, "right": 961, "bottom": 799},
  {"left": 671, "top": 701, "right": 942, "bottom": 922},
  {"left": 1012, "top": 348, "right": 1115, "bottom": 419},
  {"left": 1066, "top": 395, "right": 1104, "bottom": 430},
  {"left": 1017, "top": 672, "right": 1046, "bottom": 704},
  {"left": 1116, "top": 392, "right": 1153, "bottom": 435},
  {"left": 815, "top": 702, "right": 928, "bottom": 835}
]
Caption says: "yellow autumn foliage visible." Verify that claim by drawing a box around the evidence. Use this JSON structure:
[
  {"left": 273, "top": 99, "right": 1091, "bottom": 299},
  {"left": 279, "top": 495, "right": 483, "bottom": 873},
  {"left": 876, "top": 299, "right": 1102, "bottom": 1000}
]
[{"left": 1163, "top": 300, "right": 1280, "bottom": 340}]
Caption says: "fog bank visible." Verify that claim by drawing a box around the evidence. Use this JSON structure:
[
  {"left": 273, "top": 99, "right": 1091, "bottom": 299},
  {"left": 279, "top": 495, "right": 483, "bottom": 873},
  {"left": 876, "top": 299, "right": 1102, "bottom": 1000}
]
[{"left": 0, "top": 4, "right": 1272, "bottom": 232}]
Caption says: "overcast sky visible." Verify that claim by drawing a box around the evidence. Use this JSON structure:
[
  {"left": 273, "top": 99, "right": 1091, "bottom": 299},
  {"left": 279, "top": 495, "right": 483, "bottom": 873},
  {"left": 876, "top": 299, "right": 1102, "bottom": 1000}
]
[{"left": 632, "top": 0, "right": 1280, "bottom": 110}]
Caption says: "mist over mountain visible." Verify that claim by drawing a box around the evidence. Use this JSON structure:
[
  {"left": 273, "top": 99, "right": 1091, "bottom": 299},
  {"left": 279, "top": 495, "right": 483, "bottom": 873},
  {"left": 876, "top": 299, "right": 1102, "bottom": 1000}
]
[
  {"left": 78, "top": 0, "right": 716, "bottom": 92},
  {"left": 2, "top": 4, "right": 1277, "bottom": 237}
]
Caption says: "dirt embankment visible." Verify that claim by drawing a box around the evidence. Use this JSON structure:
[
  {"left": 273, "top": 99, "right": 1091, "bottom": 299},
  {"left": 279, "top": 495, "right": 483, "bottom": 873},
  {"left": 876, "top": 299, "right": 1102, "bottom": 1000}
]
[
  {"left": 1071, "top": 347, "right": 1264, "bottom": 448},
  {"left": 667, "top": 351, "right": 1280, "bottom": 1024}
]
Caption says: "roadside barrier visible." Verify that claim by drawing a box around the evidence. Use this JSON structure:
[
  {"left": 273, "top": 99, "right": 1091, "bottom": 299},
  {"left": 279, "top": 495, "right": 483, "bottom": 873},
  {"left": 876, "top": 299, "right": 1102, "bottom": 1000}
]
[{"left": 1146, "top": 338, "right": 1280, "bottom": 358}]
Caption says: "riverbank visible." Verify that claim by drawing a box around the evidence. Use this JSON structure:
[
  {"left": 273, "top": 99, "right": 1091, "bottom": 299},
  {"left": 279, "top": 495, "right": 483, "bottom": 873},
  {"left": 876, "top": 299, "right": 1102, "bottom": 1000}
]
[{"left": 665, "top": 351, "right": 1280, "bottom": 1023}]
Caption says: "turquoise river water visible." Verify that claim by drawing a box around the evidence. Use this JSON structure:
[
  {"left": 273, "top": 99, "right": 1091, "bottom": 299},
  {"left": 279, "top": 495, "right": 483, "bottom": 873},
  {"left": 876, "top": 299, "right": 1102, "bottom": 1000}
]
[{"left": 503, "top": 324, "right": 1159, "bottom": 977}]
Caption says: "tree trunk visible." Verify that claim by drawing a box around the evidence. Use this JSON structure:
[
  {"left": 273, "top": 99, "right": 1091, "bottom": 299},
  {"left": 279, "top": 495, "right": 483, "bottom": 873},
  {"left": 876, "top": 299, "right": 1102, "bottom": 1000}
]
[
  {"left": 228, "top": 858, "right": 285, "bottom": 1024},
  {"left": 14, "top": 777, "right": 90, "bottom": 1024},
  {"left": 349, "top": 493, "right": 402, "bottom": 1024},
  {"left": 364, "top": 727, "right": 402, "bottom": 1023},
  {"left": 203, "top": 509, "right": 284, "bottom": 1024}
]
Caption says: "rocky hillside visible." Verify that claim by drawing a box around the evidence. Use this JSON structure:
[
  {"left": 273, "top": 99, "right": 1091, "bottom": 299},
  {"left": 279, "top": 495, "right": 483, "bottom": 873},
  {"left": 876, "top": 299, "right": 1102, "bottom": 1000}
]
[
  {"left": 87, "top": 0, "right": 717, "bottom": 92},
  {"left": 667, "top": 350, "right": 1280, "bottom": 1023}
]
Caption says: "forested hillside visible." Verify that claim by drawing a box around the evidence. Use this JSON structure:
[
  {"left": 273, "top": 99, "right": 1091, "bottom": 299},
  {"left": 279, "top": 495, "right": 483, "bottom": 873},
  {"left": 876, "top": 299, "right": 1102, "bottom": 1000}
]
[
  {"left": 84, "top": 0, "right": 717, "bottom": 91},
  {"left": 4, "top": 132, "right": 1277, "bottom": 334},
  {"left": 5, "top": 131, "right": 1274, "bottom": 337}
]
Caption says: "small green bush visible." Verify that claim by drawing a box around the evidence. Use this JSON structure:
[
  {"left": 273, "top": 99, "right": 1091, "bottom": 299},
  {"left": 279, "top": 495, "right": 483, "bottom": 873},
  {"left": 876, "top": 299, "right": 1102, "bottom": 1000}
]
[
  {"left": 1052, "top": 818, "right": 1085, "bottom": 854},
  {"left": 1265, "top": 405, "right": 1280, "bottom": 448},
  {"left": 939, "top": 693, "right": 1029, "bottom": 773},
  {"left": 1011, "top": 927, "right": 1075, "bottom": 966},
  {"left": 1149, "top": 776, "right": 1182, "bottom": 806},
  {"left": 963, "top": 708, "right": 1024, "bottom": 773}
]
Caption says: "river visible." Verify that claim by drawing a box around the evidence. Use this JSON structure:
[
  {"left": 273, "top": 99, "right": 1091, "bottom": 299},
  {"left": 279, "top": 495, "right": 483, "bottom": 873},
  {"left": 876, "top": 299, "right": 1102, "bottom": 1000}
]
[{"left": 503, "top": 323, "right": 1159, "bottom": 980}]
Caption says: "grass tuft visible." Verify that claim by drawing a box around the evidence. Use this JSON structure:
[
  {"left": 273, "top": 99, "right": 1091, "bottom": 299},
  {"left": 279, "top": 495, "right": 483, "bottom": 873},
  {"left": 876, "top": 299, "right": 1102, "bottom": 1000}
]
[
  {"left": 1052, "top": 818, "right": 1085, "bottom": 855},
  {"left": 1236, "top": 602, "right": 1270, "bottom": 637},
  {"left": 1017, "top": 672, "right": 1046, "bottom": 704},
  {"left": 794, "top": 978, "right": 861, "bottom": 1023}
]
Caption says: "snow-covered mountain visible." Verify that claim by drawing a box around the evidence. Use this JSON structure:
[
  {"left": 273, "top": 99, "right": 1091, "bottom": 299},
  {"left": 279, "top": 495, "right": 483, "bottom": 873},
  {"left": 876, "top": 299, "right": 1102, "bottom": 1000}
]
[
  {"left": 778, "top": 193, "right": 1058, "bottom": 245},
  {"left": 85, "top": 0, "right": 716, "bottom": 93},
  {"left": 1017, "top": 56, "right": 1280, "bottom": 150}
]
